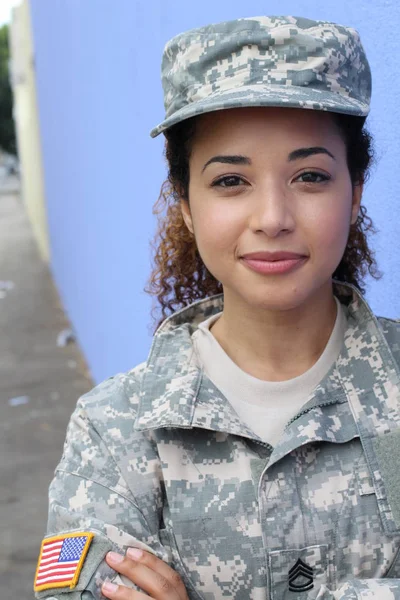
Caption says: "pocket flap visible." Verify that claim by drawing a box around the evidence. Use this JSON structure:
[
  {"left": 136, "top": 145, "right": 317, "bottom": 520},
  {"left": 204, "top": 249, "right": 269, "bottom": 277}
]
[{"left": 268, "top": 544, "right": 329, "bottom": 600}]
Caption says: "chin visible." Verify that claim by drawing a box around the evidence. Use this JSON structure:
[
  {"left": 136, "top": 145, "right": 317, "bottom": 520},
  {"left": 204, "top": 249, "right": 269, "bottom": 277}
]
[
  {"left": 232, "top": 285, "right": 307, "bottom": 312},
  {"left": 241, "top": 274, "right": 335, "bottom": 313}
]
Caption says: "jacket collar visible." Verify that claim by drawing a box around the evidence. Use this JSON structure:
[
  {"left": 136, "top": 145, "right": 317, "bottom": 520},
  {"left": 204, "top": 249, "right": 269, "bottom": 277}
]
[{"left": 134, "top": 282, "right": 400, "bottom": 449}]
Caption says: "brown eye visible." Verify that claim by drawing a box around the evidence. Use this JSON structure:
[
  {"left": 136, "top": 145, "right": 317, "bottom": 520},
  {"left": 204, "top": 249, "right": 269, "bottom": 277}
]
[
  {"left": 297, "top": 171, "right": 330, "bottom": 184},
  {"left": 212, "top": 175, "right": 245, "bottom": 187}
]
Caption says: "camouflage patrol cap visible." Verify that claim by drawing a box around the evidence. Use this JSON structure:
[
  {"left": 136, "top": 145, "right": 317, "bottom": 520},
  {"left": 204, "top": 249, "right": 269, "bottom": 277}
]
[{"left": 150, "top": 15, "right": 371, "bottom": 138}]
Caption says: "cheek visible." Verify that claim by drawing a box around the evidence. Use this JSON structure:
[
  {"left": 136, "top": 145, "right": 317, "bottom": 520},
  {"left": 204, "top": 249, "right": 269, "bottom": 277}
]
[
  {"left": 305, "top": 199, "right": 352, "bottom": 257},
  {"left": 193, "top": 204, "right": 241, "bottom": 251}
]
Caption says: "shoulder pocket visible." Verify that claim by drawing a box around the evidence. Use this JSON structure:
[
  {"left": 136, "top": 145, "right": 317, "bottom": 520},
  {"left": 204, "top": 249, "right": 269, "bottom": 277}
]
[{"left": 34, "top": 530, "right": 114, "bottom": 599}]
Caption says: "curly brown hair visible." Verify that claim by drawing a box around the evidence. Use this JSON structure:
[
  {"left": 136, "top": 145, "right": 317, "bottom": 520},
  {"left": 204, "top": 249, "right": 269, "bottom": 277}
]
[{"left": 145, "top": 112, "right": 381, "bottom": 333}]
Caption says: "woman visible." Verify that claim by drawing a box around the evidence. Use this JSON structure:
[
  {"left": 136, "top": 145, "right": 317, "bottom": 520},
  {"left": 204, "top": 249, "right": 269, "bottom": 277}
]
[{"left": 34, "top": 15, "right": 400, "bottom": 600}]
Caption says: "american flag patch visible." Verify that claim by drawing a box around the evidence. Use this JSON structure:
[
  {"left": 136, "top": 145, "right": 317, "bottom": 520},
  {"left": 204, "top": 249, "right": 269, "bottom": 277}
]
[{"left": 34, "top": 532, "right": 94, "bottom": 592}]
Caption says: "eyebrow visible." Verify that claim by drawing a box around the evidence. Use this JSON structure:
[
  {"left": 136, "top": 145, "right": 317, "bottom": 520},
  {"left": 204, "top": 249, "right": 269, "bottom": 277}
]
[
  {"left": 202, "top": 155, "right": 251, "bottom": 172},
  {"left": 288, "top": 147, "right": 336, "bottom": 162},
  {"left": 201, "top": 147, "right": 336, "bottom": 172}
]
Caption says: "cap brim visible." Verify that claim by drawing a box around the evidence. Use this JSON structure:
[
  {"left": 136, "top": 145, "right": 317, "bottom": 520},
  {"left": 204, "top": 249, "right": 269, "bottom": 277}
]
[{"left": 150, "top": 83, "right": 369, "bottom": 138}]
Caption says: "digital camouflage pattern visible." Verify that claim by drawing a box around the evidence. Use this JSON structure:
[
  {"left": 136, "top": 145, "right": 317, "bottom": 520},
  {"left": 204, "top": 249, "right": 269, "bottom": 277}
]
[
  {"left": 35, "top": 282, "right": 400, "bottom": 600},
  {"left": 150, "top": 16, "right": 371, "bottom": 137}
]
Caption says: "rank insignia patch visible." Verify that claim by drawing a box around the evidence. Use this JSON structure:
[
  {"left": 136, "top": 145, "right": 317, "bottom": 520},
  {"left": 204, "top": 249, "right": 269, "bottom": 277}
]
[
  {"left": 34, "top": 532, "right": 94, "bottom": 592},
  {"left": 288, "top": 558, "right": 314, "bottom": 592}
]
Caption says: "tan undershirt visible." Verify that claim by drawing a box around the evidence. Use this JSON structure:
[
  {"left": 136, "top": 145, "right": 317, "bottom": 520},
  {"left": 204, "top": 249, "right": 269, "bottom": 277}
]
[{"left": 191, "top": 297, "right": 346, "bottom": 446}]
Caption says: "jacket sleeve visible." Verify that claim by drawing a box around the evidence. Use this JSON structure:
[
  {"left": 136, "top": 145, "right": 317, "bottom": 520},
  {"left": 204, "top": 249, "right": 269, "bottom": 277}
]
[
  {"left": 33, "top": 374, "right": 174, "bottom": 600},
  {"left": 317, "top": 578, "right": 400, "bottom": 599}
]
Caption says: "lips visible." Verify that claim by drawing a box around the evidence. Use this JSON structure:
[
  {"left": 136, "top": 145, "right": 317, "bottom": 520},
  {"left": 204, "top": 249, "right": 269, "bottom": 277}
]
[
  {"left": 240, "top": 251, "right": 307, "bottom": 261},
  {"left": 240, "top": 253, "right": 308, "bottom": 275}
]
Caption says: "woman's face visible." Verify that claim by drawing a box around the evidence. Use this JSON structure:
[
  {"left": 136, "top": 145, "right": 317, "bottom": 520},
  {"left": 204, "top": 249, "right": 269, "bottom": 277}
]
[{"left": 181, "top": 107, "right": 362, "bottom": 312}]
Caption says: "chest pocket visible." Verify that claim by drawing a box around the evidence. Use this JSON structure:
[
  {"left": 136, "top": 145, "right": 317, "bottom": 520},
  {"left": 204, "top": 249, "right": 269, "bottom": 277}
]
[
  {"left": 372, "top": 430, "right": 400, "bottom": 536},
  {"left": 351, "top": 431, "right": 400, "bottom": 538},
  {"left": 268, "top": 545, "right": 329, "bottom": 600},
  {"left": 334, "top": 437, "right": 400, "bottom": 539},
  {"left": 332, "top": 445, "right": 400, "bottom": 582}
]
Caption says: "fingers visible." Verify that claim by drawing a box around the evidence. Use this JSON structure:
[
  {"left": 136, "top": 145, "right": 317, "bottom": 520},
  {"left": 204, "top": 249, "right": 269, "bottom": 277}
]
[
  {"left": 126, "top": 549, "right": 188, "bottom": 599},
  {"left": 103, "top": 549, "right": 188, "bottom": 600},
  {"left": 102, "top": 580, "right": 149, "bottom": 600}
]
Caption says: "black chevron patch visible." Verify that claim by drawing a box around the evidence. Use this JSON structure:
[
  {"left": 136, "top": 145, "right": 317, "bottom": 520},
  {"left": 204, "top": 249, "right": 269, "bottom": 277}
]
[{"left": 288, "top": 558, "right": 314, "bottom": 592}]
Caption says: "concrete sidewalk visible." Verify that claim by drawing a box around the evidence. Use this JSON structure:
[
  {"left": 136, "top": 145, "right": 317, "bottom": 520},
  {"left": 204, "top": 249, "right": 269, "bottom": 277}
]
[{"left": 0, "top": 184, "right": 93, "bottom": 597}]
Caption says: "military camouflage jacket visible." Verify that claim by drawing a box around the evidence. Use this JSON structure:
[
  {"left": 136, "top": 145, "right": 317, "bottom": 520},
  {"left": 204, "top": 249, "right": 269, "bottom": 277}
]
[{"left": 36, "top": 282, "right": 400, "bottom": 600}]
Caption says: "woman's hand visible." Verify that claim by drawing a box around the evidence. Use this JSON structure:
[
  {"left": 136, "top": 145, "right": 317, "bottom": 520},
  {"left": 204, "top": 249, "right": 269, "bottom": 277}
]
[{"left": 101, "top": 548, "right": 189, "bottom": 600}]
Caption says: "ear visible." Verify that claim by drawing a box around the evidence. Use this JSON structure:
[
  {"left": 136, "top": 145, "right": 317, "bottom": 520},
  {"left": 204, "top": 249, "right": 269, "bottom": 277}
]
[
  {"left": 180, "top": 198, "right": 194, "bottom": 235},
  {"left": 350, "top": 180, "right": 363, "bottom": 225}
]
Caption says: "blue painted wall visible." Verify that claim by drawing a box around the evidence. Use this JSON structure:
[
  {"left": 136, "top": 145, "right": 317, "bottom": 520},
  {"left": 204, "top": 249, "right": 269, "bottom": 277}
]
[{"left": 29, "top": 0, "right": 400, "bottom": 383}]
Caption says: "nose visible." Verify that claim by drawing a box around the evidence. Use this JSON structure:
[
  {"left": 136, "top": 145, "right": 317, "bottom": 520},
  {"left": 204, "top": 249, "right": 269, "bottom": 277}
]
[{"left": 248, "top": 183, "right": 295, "bottom": 238}]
